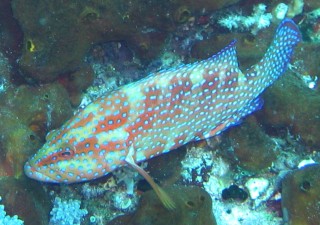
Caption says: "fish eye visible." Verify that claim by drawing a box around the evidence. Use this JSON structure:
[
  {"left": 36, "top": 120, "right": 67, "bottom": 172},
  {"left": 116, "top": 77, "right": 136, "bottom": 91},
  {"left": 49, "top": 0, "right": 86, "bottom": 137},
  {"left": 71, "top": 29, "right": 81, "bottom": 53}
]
[
  {"left": 59, "top": 147, "right": 74, "bottom": 158},
  {"left": 61, "top": 151, "right": 71, "bottom": 157}
]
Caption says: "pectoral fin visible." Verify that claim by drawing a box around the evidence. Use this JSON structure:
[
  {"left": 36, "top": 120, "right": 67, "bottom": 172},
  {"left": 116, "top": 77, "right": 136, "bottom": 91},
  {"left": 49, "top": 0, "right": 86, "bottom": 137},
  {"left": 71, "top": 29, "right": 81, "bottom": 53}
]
[{"left": 125, "top": 147, "right": 176, "bottom": 210}]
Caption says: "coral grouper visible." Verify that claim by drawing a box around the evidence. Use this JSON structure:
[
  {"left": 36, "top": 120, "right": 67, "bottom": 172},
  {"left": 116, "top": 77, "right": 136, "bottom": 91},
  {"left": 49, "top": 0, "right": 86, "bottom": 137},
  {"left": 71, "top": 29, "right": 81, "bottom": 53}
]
[{"left": 25, "top": 19, "right": 301, "bottom": 209}]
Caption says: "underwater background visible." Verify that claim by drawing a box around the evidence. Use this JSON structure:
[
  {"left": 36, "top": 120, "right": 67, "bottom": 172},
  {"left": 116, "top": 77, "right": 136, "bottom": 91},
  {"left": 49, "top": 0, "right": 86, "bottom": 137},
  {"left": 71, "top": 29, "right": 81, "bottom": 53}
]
[{"left": 0, "top": 0, "right": 319, "bottom": 224}]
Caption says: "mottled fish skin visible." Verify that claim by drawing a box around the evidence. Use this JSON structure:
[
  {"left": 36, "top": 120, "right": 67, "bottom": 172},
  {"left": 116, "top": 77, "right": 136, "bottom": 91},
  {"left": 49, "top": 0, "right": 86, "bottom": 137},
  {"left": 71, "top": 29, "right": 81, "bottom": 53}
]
[{"left": 24, "top": 19, "right": 301, "bottom": 183}]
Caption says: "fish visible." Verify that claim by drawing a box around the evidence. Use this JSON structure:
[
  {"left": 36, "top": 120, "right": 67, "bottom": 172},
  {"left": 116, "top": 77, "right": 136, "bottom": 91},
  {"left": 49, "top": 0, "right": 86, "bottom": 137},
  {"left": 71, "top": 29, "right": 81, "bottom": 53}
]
[{"left": 24, "top": 19, "right": 301, "bottom": 209}]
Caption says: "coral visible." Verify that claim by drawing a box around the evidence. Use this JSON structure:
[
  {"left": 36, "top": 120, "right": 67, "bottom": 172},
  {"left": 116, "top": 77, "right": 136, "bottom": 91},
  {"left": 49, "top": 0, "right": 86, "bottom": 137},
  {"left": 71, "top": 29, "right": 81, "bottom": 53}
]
[
  {"left": 228, "top": 117, "right": 277, "bottom": 172},
  {"left": 0, "top": 47, "right": 75, "bottom": 179},
  {"left": 218, "top": 14, "right": 244, "bottom": 30},
  {"left": 191, "top": 19, "right": 276, "bottom": 69},
  {"left": 81, "top": 183, "right": 106, "bottom": 200},
  {"left": 181, "top": 145, "right": 214, "bottom": 183},
  {"left": 111, "top": 191, "right": 137, "bottom": 211},
  {"left": 58, "top": 65, "right": 94, "bottom": 106},
  {"left": 245, "top": 178, "right": 269, "bottom": 200},
  {"left": 304, "top": 9, "right": 320, "bottom": 42},
  {"left": 81, "top": 169, "right": 140, "bottom": 211},
  {"left": 0, "top": 1, "right": 23, "bottom": 63},
  {"left": 49, "top": 197, "right": 88, "bottom": 225},
  {"left": 218, "top": 4, "right": 273, "bottom": 34},
  {"left": 174, "top": 6, "right": 192, "bottom": 24},
  {"left": 287, "top": 0, "right": 304, "bottom": 18},
  {"left": 113, "top": 167, "right": 140, "bottom": 195},
  {"left": 0, "top": 2, "right": 316, "bottom": 225},
  {"left": 0, "top": 82, "right": 73, "bottom": 177},
  {"left": 256, "top": 72, "right": 320, "bottom": 149},
  {"left": 281, "top": 164, "right": 320, "bottom": 225},
  {"left": 0, "top": 177, "right": 50, "bottom": 225},
  {"left": 272, "top": 3, "right": 289, "bottom": 20},
  {"left": 108, "top": 186, "right": 217, "bottom": 225},
  {"left": 0, "top": 52, "right": 12, "bottom": 96},
  {"left": 11, "top": 0, "right": 240, "bottom": 84},
  {"left": 0, "top": 198, "right": 23, "bottom": 225}
]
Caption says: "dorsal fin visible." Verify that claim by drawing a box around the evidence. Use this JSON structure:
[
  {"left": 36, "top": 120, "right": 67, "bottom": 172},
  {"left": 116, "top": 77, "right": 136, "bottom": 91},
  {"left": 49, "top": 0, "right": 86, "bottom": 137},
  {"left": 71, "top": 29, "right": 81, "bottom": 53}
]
[{"left": 200, "top": 39, "right": 239, "bottom": 74}]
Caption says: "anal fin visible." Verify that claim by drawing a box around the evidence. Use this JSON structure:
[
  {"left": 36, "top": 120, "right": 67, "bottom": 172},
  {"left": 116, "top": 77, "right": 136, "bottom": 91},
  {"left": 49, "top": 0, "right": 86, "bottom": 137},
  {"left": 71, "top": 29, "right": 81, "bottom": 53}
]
[
  {"left": 228, "top": 97, "right": 264, "bottom": 128},
  {"left": 203, "top": 120, "right": 231, "bottom": 139}
]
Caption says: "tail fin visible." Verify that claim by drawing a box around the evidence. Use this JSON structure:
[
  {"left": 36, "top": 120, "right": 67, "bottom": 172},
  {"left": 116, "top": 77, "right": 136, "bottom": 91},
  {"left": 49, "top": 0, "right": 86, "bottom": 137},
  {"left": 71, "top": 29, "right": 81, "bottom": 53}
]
[{"left": 246, "top": 19, "right": 301, "bottom": 86}]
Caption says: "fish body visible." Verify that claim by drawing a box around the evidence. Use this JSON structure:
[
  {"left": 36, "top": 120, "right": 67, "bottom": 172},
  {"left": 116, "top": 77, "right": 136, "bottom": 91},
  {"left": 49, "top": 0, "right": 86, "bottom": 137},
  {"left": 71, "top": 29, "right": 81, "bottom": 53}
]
[{"left": 25, "top": 19, "right": 301, "bottom": 183}]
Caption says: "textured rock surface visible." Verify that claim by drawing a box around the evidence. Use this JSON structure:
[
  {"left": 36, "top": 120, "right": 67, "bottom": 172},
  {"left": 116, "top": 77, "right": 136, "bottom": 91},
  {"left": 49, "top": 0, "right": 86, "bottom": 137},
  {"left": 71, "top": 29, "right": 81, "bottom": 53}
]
[
  {"left": 11, "top": 0, "right": 239, "bottom": 82},
  {"left": 229, "top": 116, "right": 277, "bottom": 172},
  {"left": 257, "top": 72, "right": 320, "bottom": 149},
  {"left": 108, "top": 185, "right": 217, "bottom": 225},
  {"left": 0, "top": 177, "right": 50, "bottom": 225},
  {"left": 282, "top": 164, "right": 320, "bottom": 225}
]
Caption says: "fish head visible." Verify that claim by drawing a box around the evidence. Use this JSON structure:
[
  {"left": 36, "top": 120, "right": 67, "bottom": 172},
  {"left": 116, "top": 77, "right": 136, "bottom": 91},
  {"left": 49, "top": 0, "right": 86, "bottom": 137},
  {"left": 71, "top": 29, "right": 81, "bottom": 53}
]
[{"left": 24, "top": 128, "right": 110, "bottom": 183}]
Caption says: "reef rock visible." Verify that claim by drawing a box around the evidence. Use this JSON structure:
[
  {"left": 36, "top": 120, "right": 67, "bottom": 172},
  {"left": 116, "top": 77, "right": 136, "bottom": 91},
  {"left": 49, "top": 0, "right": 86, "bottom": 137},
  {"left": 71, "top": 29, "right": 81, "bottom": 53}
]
[
  {"left": 0, "top": 177, "right": 50, "bottom": 225},
  {"left": 228, "top": 116, "right": 277, "bottom": 172},
  {"left": 0, "top": 82, "right": 73, "bottom": 178},
  {"left": 281, "top": 164, "right": 320, "bottom": 225},
  {"left": 11, "top": 0, "right": 239, "bottom": 82},
  {"left": 108, "top": 185, "right": 217, "bottom": 225},
  {"left": 257, "top": 72, "right": 320, "bottom": 149}
]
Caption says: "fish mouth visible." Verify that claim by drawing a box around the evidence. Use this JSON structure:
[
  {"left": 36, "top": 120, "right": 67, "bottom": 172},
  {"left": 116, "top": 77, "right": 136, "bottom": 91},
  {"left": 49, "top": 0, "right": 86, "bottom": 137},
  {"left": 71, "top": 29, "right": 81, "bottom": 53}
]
[{"left": 24, "top": 161, "right": 58, "bottom": 183}]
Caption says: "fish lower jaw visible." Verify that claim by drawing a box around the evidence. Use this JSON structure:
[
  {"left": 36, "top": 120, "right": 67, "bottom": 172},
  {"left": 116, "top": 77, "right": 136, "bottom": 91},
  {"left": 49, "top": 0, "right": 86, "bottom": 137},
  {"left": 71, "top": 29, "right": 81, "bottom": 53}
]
[{"left": 24, "top": 162, "right": 59, "bottom": 183}]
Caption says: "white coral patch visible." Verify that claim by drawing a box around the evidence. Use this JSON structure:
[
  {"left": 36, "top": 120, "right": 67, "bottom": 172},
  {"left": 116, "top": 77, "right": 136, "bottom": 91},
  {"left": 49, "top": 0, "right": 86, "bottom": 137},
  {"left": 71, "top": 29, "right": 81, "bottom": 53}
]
[{"left": 245, "top": 177, "right": 269, "bottom": 200}]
